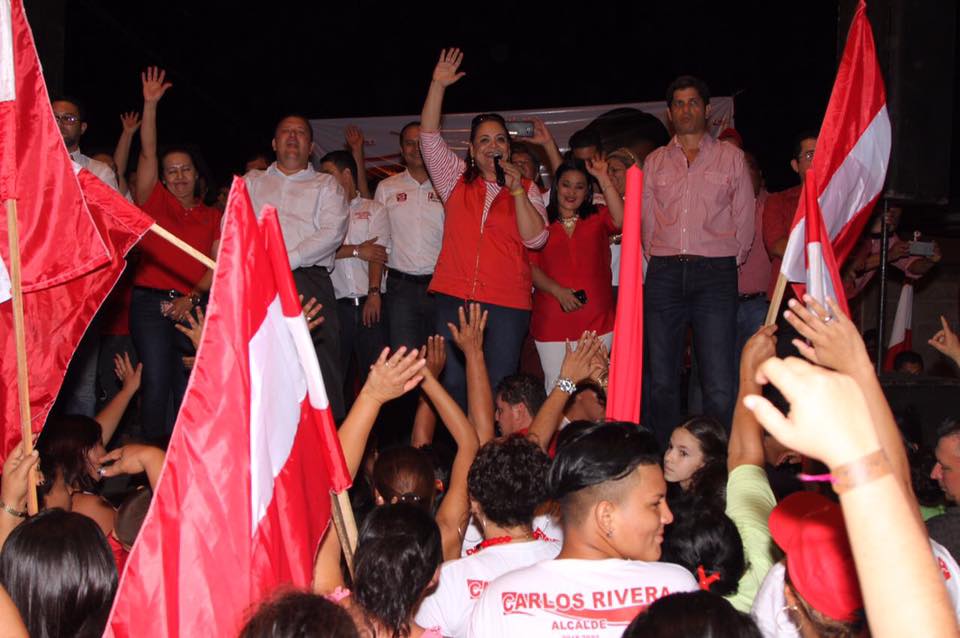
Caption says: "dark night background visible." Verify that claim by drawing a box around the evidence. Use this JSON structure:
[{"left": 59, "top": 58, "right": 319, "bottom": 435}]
[{"left": 24, "top": 1, "right": 960, "bottom": 229}]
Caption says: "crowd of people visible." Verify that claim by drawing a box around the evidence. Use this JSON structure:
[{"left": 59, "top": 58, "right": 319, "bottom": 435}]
[{"left": 0, "top": 47, "right": 958, "bottom": 636}]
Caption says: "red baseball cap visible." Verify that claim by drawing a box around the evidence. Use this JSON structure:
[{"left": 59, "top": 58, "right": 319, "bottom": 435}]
[
  {"left": 769, "top": 492, "right": 864, "bottom": 622},
  {"left": 717, "top": 127, "right": 743, "bottom": 147}
]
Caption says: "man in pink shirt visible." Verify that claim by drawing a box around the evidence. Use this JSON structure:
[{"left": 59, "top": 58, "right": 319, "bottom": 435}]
[{"left": 641, "top": 75, "right": 755, "bottom": 446}]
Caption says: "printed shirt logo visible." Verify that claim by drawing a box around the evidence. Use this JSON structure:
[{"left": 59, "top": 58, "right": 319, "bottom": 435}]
[
  {"left": 396, "top": 192, "right": 407, "bottom": 202},
  {"left": 427, "top": 191, "right": 441, "bottom": 203},
  {"left": 940, "top": 557, "right": 953, "bottom": 581},
  {"left": 467, "top": 579, "right": 488, "bottom": 600},
  {"left": 499, "top": 586, "right": 673, "bottom": 626}
]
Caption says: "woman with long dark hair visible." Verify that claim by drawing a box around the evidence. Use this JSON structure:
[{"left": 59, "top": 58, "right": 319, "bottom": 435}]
[{"left": 663, "top": 415, "right": 729, "bottom": 508}]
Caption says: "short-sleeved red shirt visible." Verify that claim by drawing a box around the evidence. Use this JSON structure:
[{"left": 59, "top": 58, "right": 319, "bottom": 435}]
[
  {"left": 133, "top": 182, "right": 221, "bottom": 294},
  {"left": 530, "top": 208, "right": 617, "bottom": 342}
]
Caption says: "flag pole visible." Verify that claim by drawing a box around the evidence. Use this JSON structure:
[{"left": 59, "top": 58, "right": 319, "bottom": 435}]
[
  {"left": 5, "top": 199, "right": 39, "bottom": 515},
  {"left": 330, "top": 490, "right": 359, "bottom": 578},
  {"left": 149, "top": 223, "right": 216, "bottom": 270},
  {"left": 764, "top": 273, "right": 788, "bottom": 326}
]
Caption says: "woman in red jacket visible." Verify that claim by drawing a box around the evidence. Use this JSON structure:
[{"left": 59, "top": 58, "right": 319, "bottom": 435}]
[{"left": 419, "top": 49, "right": 549, "bottom": 409}]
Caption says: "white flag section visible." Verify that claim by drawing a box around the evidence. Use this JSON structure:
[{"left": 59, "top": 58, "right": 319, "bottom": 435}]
[
  {"left": 310, "top": 97, "right": 735, "bottom": 171},
  {"left": 248, "top": 295, "right": 331, "bottom": 534},
  {"left": 884, "top": 283, "right": 914, "bottom": 370},
  {"left": 0, "top": 255, "right": 9, "bottom": 303},
  {"left": 0, "top": 0, "right": 15, "bottom": 102},
  {"left": 805, "top": 241, "right": 841, "bottom": 309},
  {"left": 780, "top": 106, "right": 891, "bottom": 282}
]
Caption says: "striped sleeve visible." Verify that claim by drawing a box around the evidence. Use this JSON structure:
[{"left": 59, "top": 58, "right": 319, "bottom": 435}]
[
  {"left": 419, "top": 130, "right": 465, "bottom": 203},
  {"left": 522, "top": 180, "right": 549, "bottom": 249}
]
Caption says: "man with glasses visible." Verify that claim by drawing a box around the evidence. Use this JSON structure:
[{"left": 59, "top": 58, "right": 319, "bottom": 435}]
[
  {"left": 762, "top": 131, "right": 817, "bottom": 300},
  {"left": 52, "top": 97, "right": 119, "bottom": 191},
  {"left": 641, "top": 75, "right": 755, "bottom": 446}
]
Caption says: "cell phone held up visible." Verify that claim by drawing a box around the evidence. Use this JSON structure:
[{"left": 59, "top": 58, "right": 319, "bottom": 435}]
[
  {"left": 506, "top": 121, "right": 535, "bottom": 138},
  {"left": 573, "top": 289, "right": 588, "bottom": 304},
  {"left": 908, "top": 241, "right": 935, "bottom": 257}
]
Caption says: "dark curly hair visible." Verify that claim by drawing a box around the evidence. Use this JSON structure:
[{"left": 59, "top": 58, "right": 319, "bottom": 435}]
[
  {"left": 667, "top": 416, "right": 729, "bottom": 509},
  {"left": 495, "top": 374, "right": 547, "bottom": 419},
  {"left": 468, "top": 435, "right": 551, "bottom": 528},
  {"left": 372, "top": 446, "right": 436, "bottom": 512},
  {"left": 546, "top": 161, "right": 599, "bottom": 224},
  {"left": 623, "top": 591, "right": 761, "bottom": 638},
  {"left": 239, "top": 589, "right": 359, "bottom": 638},
  {"left": 353, "top": 504, "right": 443, "bottom": 638},
  {"left": 661, "top": 502, "right": 745, "bottom": 597},
  {"left": 36, "top": 415, "right": 102, "bottom": 503}
]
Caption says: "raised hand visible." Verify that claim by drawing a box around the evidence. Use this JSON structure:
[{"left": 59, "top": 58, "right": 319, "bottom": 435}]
[
  {"left": 585, "top": 156, "right": 610, "bottom": 183},
  {"left": 114, "top": 352, "right": 143, "bottom": 395},
  {"left": 174, "top": 305, "right": 205, "bottom": 350},
  {"left": 432, "top": 48, "right": 466, "bottom": 87},
  {"left": 120, "top": 111, "right": 142, "bottom": 133},
  {"left": 447, "top": 303, "right": 488, "bottom": 357},
  {"left": 361, "top": 347, "right": 426, "bottom": 405},
  {"left": 783, "top": 296, "right": 870, "bottom": 374},
  {"left": 1, "top": 439, "right": 40, "bottom": 513},
  {"left": 929, "top": 315, "right": 960, "bottom": 365},
  {"left": 141, "top": 66, "right": 172, "bottom": 103},
  {"left": 519, "top": 117, "right": 555, "bottom": 148},
  {"left": 345, "top": 125, "right": 365, "bottom": 154},
  {"left": 97, "top": 444, "right": 164, "bottom": 479},
  {"left": 356, "top": 237, "right": 388, "bottom": 263},
  {"left": 740, "top": 324, "right": 777, "bottom": 379},
  {"left": 419, "top": 335, "right": 447, "bottom": 380},
  {"left": 559, "top": 331, "right": 602, "bottom": 383},
  {"left": 499, "top": 158, "right": 523, "bottom": 192}
]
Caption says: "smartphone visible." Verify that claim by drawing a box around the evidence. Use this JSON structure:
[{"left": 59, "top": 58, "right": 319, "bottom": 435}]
[
  {"left": 908, "top": 241, "right": 935, "bottom": 257},
  {"left": 506, "top": 121, "right": 534, "bottom": 138},
  {"left": 573, "top": 289, "right": 588, "bottom": 304}
]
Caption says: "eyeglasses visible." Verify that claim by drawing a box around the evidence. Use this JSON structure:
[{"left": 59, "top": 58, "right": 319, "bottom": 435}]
[
  {"left": 54, "top": 113, "right": 80, "bottom": 125},
  {"left": 798, "top": 150, "right": 815, "bottom": 161}
]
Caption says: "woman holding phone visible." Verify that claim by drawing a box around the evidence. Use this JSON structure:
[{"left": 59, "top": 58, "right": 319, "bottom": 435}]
[
  {"left": 419, "top": 49, "right": 549, "bottom": 407},
  {"left": 530, "top": 160, "right": 623, "bottom": 391}
]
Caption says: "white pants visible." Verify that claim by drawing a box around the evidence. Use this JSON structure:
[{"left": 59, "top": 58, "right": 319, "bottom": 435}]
[{"left": 535, "top": 331, "right": 614, "bottom": 393}]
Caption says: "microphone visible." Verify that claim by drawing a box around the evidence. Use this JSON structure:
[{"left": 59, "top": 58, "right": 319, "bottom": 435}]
[{"left": 493, "top": 152, "right": 506, "bottom": 187}]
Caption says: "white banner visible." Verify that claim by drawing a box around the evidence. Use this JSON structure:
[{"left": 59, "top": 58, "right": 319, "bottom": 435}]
[
  {"left": 310, "top": 97, "right": 734, "bottom": 178},
  {"left": 0, "top": 255, "right": 10, "bottom": 304}
]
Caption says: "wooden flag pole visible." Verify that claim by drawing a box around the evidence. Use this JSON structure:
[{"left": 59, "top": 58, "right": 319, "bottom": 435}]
[
  {"left": 330, "top": 490, "right": 360, "bottom": 578},
  {"left": 764, "top": 273, "right": 788, "bottom": 326},
  {"left": 5, "top": 199, "right": 39, "bottom": 515},
  {"left": 149, "top": 223, "right": 216, "bottom": 270}
]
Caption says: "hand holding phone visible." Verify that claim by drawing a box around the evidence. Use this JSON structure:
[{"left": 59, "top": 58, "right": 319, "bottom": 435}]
[{"left": 506, "top": 121, "right": 535, "bottom": 137}]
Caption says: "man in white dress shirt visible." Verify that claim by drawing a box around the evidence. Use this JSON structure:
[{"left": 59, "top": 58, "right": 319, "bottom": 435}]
[
  {"left": 373, "top": 121, "right": 445, "bottom": 351},
  {"left": 320, "top": 150, "right": 390, "bottom": 391},
  {"left": 245, "top": 114, "right": 350, "bottom": 420},
  {"left": 52, "top": 97, "right": 120, "bottom": 190}
]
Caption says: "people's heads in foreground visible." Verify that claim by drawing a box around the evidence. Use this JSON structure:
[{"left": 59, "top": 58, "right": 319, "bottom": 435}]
[
  {"left": 549, "top": 421, "right": 671, "bottom": 561},
  {"left": 932, "top": 418, "right": 960, "bottom": 503},
  {"left": 239, "top": 590, "right": 359, "bottom": 638},
  {"left": 893, "top": 350, "right": 924, "bottom": 375},
  {"left": 467, "top": 435, "right": 551, "bottom": 534},
  {"left": 494, "top": 374, "right": 546, "bottom": 436},
  {"left": 663, "top": 416, "right": 728, "bottom": 502},
  {"left": 623, "top": 590, "right": 761, "bottom": 638}
]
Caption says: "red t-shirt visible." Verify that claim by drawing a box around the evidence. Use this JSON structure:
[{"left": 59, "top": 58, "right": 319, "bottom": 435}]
[
  {"left": 530, "top": 208, "right": 617, "bottom": 342},
  {"left": 133, "top": 182, "right": 221, "bottom": 294}
]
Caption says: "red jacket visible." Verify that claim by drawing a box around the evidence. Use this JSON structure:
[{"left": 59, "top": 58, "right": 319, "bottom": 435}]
[{"left": 429, "top": 176, "right": 534, "bottom": 310}]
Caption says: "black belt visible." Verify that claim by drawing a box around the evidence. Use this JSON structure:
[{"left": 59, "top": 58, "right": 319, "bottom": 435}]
[
  {"left": 654, "top": 254, "right": 707, "bottom": 263},
  {"left": 388, "top": 268, "right": 433, "bottom": 285},
  {"left": 738, "top": 292, "right": 766, "bottom": 302},
  {"left": 134, "top": 286, "right": 182, "bottom": 299},
  {"left": 337, "top": 296, "right": 367, "bottom": 307}
]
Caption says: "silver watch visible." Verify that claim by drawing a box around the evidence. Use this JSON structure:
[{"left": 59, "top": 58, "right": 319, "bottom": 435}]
[{"left": 555, "top": 377, "right": 576, "bottom": 394}]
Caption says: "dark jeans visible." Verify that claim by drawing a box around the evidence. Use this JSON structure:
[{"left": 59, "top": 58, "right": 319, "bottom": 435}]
[
  {"left": 293, "top": 266, "right": 345, "bottom": 422},
  {"left": 386, "top": 272, "right": 436, "bottom": 352},
  {"left": 337, "top": 296, "right": 388, "bottom": 395},
  {"left": 644, "top": 256, "right": 738, "bottom": 447},
  {"left": 57, "top": 319, "right": 101, "bottom": 418},
  {"left": 435, "top": 293, "right": 530, "bottom": 411},
  {"left": 129, "top": 288, "right": 192, "bottom": 446}
]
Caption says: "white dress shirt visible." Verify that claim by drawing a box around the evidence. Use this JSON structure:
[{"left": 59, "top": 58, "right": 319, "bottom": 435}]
[
  {"left": 373, "top": 169, "right": 444, "bottom": 276},
  {"left": 244, "top": 162, "right": 349, "bottom": 271},
  {"left": 331, "top": 195, "right": 390, "bottom": 299},
  {"left": 71, "top": 150, "right": 119, "bottom": 191}
]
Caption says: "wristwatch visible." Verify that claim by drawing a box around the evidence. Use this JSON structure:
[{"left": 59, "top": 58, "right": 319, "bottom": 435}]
[
  {"left": 368, "top": 287, "right": 381, "bottom": 296},
  {"left": 555, "top": 377, "right": 577, "bottom": 394},
  {"left": 352, "top": 247, "right": 360, "bottom": 258}
]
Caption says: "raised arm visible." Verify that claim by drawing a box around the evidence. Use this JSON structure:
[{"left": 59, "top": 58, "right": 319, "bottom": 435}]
[
  {"left": 135, "top": 67, "right": 172, "bottom": 206},
  {"left": 345, "top": 125, "right": 371, "bottom": 199},
  {"left": 421, "top": 48, "right": 465, "bottom": 133},
  {"left": 585, "top": 157, "right": 624, "bottom": 228},
  {"left": 727, "top": 325, "right": 777, "bottom": 471},
  {"left": 526, "top": 332, "right": 601, "bottom": 452},
  {"left": 418, "top": 337, "right": 481, "bottom": 560},
  {"left": 0, "top": 440, "right": 39, "bottom": 550},
  {"left": 499, "top": 159, "right": 547, "bottom": 243},
  {"left": 114, "top": 111, "right": 141, "bottom": 196},
  {"left": 518, "top": 117, "right": 564, "bottom": 175},
  {"left": 98, "top": 444, "right": 166, "bottom": 491},
  {"left": 338, "top": 348, "right": 425, "bottom": 479},
  {"left": 95, "top": 353, "right": 142, "bottom": 445},
  {"left": 929, "top": 315, "right": 960, "bottom": 367},
  {"left": 447, "top": 304, "right": 494, "bottom": 444},
  {"left": 744, "top": 357, "right": 957, "bottom": 638}
]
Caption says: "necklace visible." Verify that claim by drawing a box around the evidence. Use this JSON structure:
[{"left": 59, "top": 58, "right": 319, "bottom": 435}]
[
  {"left": 560, "top": 215, "right": 578, "bottom": 230},
  {"left": 466, "top": 529, "right": 549, "bottom": 555}
]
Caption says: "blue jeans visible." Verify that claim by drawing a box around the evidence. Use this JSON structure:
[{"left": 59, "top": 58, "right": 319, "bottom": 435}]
[
  {"left": 386, "top": 273, "right": 436, "bottom": 352},
  {"left": 129, "top": 288, "right": 193, "bottom": 446},
  {"left": 644, "top": 256, "right": 738, "bottom": 446},
  {"left": 434, "top": 293, "right": 530, "bottom": 411}
]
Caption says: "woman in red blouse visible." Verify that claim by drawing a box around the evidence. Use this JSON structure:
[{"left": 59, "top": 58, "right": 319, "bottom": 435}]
[{"left": 530, "top": 159, "right": 623, "bottom": 390}]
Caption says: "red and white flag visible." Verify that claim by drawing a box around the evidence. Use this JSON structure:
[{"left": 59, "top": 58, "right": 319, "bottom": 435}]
[
  {"left": 802, "top": 168, "right": 850, "bottom": 317},
  {"left": 780, "top": 0, "right": 891, "bottom": 297},
  {"left": 884, "top": 282, "right": 914, "bottom": 370},
  {"left": 105, "top": 178, "right": 352, "bottom": 638},
  {"left": 0, "top": 0, "right": 153, "bottom": 460},
  {"left": 606, "top": 165, "right": 643, "bottom": 423}
]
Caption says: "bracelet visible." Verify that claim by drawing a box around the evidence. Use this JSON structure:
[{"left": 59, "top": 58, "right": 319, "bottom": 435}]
[
  {"left": 832, "top": 449, "right": 891, "bottom": 494},
  {"left": 555, "top": 377, "right": 577, "bottom": 395},
  {"left": 367, "top": 288, "right": 381, "bottom": 296},
  {"left": 510, "top": 187, "right": 525, "bottom": 197},
  {"left": 0, "top": 500, "right": 26, "bottom": 518}
]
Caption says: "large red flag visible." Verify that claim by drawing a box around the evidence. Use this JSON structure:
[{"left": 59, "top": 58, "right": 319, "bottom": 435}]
[
  {"left": 105, "top": 178, "right": 351, "bottom": 638},
  {"left": 780, "top": 0, "right": 891, "bottom": 294},
  {"left": 606, "top": 165, "right": 643, "bottom": 423},
  {"left": 0, "top": 0, "right": 154, "bottom": 461}
]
